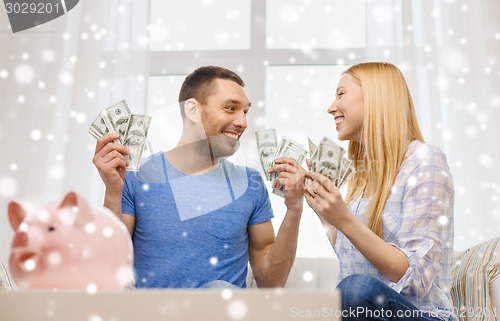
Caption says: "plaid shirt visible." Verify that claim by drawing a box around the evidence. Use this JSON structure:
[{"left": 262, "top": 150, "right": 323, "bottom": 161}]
[{"left": 335, "top": 140, "right": 457, "bottom": 321}]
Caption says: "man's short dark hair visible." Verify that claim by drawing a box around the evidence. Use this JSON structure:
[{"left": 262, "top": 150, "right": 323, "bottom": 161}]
[{"left": 178, "top": 66, "right": 245, "bottom": 119}]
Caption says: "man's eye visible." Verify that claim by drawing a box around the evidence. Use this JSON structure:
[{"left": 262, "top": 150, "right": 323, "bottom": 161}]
[{"left": 226, "top": 106, "right": 235, "bottom": 111}]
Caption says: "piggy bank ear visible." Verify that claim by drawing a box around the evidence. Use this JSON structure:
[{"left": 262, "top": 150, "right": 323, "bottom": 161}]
[
  {"left": 60, "top": 191, "right": 94, "bottom": 227},
  {"left": 8, "top": 201, "right": 26, "bottom": 231}
]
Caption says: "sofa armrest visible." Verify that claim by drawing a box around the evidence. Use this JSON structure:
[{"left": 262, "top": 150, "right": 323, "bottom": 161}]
[
  {"left": 0, "top": 263, "right": 15, "bottom": 292},
  {"left": 490, "top": 275, "right": 500, "bottom": 316}
]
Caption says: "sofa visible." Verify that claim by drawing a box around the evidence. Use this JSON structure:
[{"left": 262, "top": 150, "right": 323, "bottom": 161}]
[{"left": 247, "top": 238, "right": 500, "bottom": 321}]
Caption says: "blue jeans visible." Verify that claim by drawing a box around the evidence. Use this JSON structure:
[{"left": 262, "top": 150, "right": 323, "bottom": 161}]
[{"left": 337, "top": 274, "right": 449, "bottom": 321}]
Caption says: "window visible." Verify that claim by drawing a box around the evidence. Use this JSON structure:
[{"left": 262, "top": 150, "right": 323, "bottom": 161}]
[{"left": 148, "top": 0, "right": 366, "bottom": 257}]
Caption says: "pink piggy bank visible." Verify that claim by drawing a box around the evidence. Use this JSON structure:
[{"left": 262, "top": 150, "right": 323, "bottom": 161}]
[{"left": 8, "top": 191, "right": 133, "bottom": 290}]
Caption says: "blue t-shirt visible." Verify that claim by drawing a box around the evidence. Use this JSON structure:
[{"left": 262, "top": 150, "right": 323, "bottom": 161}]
[{"left": 122, "top": 152, "right": 274, "bottom": 288}]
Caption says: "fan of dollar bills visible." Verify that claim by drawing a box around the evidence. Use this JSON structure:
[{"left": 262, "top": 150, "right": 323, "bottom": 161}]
[
  {"left": 88, "top": 100, "right": 152, "bottom": 172},
  {"left": 308, "top": 137, "right": 355, "bottom": 190},
  {"left": 255, "top": 129, "right": 355, "bottom": 197}
]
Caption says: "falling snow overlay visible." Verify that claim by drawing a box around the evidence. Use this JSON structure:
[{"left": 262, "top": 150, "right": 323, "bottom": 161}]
[{"left": 0, "top": 0, "right": 499, "bottom": 301}]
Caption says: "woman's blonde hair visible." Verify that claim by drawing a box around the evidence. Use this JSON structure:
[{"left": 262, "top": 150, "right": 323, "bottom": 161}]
[{"left": 344, "top": 62, "right": 424, "bottom": 237}]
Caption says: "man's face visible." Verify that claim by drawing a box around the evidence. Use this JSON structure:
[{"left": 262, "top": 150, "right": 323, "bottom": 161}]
[{"left": 198, "top": 78, "right": 251, "bottom": 158}]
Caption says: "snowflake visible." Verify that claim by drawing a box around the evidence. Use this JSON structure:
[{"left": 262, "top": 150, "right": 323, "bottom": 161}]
[
  {"left": 227, "top": 299, "right": 248, "bottom": 320},
  {"left": 42, "top": 49, "right": 55, "bottom": 62},
  {"left": 221, "top": 289, "right": 233, "bottom": 300},
  {"left": 438, "top": 215, "right": 449, "bottom": 226},
  {"left": 279, "top": 5, "right": 300, "bottom": 25},
  {"left": 50, "top": 165, "right": 65, "bottom": 179},
  {"left": 59, "top": 71, "right": 74, "bottom": 85},
  {"left": 302, "top": 270, "right": 314, "bottom": 282},
  {"left": 478, "top": 154, "right": 493, "bottom": 167},
  {"left": 31, "top": 129, "right": 42, "bottom": 141},
  {"left": 85, "top": 223, "right": 96, "bottom": 234},
  {"left": 116, "top": 265, "right": 133, "bottom": 286},
  {"left": 47, "top": 251, "right": 62, "bottom": 266},
  {"left": 441, "top": 130, "right": 453, "bottom": 141},
  {"left": 407, "top": 176, "right": 417, "bottom": 187},
  {"left": 102, "top": 226, "right": 114, "bottom": 238},
  {"left": 14, "top": 64, "right": 34, "bottom": 85},
  {"left": 88, "top": 314, "right": 103, "bottom": 321},
  {"left": 23, "top": 259, "right": 36, "bottom": 271}
]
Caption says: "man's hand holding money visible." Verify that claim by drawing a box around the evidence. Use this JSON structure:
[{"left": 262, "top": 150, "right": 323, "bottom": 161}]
[
  {"left": 92, "top": 133, "right": 130, "bottom": 195},
  {"left": 268, "top": 158, "right": 307, "bottom": 211}
]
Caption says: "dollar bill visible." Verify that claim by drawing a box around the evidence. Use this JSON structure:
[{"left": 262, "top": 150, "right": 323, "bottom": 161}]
[
  {"left": 338, "top": 161, "right": 355, "bottom": 189},
  {"left": 89, "top": 113, "right": 111, "bottom": 138},
  {"left": 255, "top": 129, "right": 278, "bottom": 181},
  {"left": 123, "top": 114, "right": 152, "bottom": 172},
  {"left": 101, "top": 100, "right": 131, "bottom": 144},
  {"left": 271, "top": 136, "right": 307, "bottom": 197},
  {"left": 316, "top": 141, "right": 344, "bottom": 185},
  {"left": 307, "top": 137, "right": 317, "bottom": 170},
  {"left": 308, "top": 137, "right": 317, "bottom": 157},
  {"left": 88, "top": 99, "right": 152, "bottom": 172},
  {"left": 308, "top": 137, "right": 355, "bottom": 188}
]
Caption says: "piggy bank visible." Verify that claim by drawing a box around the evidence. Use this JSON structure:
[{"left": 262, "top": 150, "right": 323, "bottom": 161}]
[{"left": 8, "top": 191, "right": 133, "bottom": 290}]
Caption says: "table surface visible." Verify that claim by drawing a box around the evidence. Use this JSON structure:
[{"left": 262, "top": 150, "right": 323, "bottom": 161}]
[{"left": 0, "top": 288, "right": 341, "bottom": 321}]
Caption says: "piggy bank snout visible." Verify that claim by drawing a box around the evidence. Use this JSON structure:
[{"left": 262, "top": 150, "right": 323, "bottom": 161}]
[{"left": 11, "top": 229, "right": 46, "bottom": 274}]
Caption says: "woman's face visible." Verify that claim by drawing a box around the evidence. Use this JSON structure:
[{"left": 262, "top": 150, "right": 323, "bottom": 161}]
[{"left": 327, "top": 73, "right": 364, "bottom": 142}]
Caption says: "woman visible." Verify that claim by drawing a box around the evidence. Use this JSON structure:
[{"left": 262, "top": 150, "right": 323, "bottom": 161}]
[{"left": 305, "top": 62, "right": 456, "bottom": 321}]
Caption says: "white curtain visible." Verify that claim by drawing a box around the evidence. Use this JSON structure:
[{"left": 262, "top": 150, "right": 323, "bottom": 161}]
[
  {"left": 370, "top": 0, "right": 500, "bottom": 250},
  {"left": 0, "top": 0, "right": 150, "bottom": 263}
]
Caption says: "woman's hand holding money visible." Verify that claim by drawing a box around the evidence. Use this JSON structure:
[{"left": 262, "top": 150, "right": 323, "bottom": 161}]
[{"left": 304, "top": 171, "right": 351, "bottom": 229}]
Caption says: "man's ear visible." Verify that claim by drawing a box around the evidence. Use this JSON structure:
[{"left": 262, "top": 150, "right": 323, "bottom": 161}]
[{"left": 184, "top": 98, "right": 201, "bottom": 124}]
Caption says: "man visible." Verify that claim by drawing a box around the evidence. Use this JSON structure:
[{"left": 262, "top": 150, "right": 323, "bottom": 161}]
[{"left": 93, "top": 66, "right": 305, "bottom": 288}]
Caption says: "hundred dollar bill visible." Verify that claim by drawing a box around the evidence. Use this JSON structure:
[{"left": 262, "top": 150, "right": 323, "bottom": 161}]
[
  {"left": 316, "top": 142, "right": 344, "bottom": 185},
  {"left": 308, "top": 136, "right": 355, "bottom": 188},
  {"left": 123, "top": 114, "right": 152, "bottom": 172},
  {"left": 255, "top": 129, "right": 278, "bottom": 181},
  {"left": 89, "top": 113, "right": 111, "bottom": 138},
  {"left": 101, "top": 100, "right": 131, "bottom": 144},
  {"left": 336, "top": 158, "right": 351, "bottom": 187},
  {"left": 307, "top": 137, "right": 318, "bottom": 171},
  {"left": 308, "top": 137, "right": 317, "bottom": 157},
  {"left": 338, "top": 161, "right": 355, "bottom": 189},
  {"left": 272, "top": 137, "right": 307, "bottom": 197},
  {"left": 310, "top": 137, "right": 339, "bottom": 172}
]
